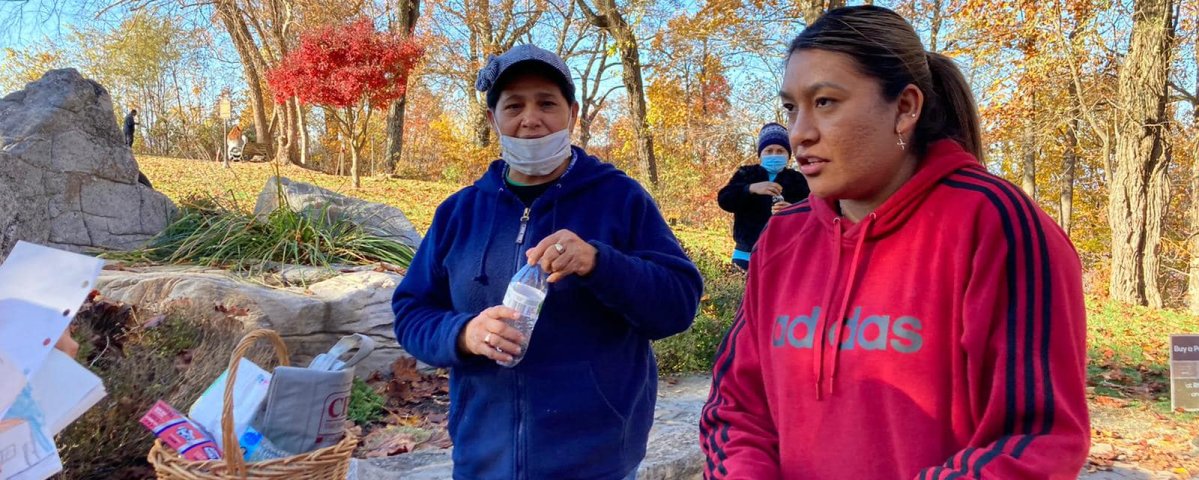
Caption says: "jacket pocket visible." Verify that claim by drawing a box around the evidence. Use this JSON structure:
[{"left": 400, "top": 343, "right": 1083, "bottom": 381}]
[{"left": 523, "top": 362, "right": 628, "bottom": 479}]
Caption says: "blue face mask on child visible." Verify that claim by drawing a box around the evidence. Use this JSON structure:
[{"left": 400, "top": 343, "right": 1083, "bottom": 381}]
[{"left": 761, "top": 154, "right": 788, "bottom": 174}]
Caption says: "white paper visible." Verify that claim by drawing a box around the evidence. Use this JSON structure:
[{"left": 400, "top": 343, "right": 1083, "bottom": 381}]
[
  {"left": 0, "top": 242, "right": 105, "bottom": 480},
  {"left": 27, "top": 350, "right": 106, "bottom": 436},
  {"left": 189, "top": 358, "right": 272, "bottom": 450},
  {"left": 0, "top": 300, "right": 71, "bottom": 384},
  {"left": 0, "top": 414, "right": 62, "bottom": 480},
  {"left": 0, "top": 242, "right": 104, "bottom": 312},
  {"left": 0, "top": 242, "right": 103, "bottom": 380}
]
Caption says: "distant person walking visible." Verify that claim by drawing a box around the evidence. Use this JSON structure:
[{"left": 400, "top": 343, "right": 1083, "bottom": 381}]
[
  {"left": 123, "top": 109, "right": 138, "bottom": 148},
  {"left": 123, "top": 108, "right": 152, "bottom": 188}
]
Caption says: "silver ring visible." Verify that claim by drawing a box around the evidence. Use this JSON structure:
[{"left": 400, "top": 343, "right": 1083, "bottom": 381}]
[
  {"left": 484, "top": 333, "right": 492, "bottom": 345},
  {"left": 553, "top": 243, "right": 565, "bottom": 254},
  {"left": 496, "top": 346, "right": 504, "bottom": 353}
]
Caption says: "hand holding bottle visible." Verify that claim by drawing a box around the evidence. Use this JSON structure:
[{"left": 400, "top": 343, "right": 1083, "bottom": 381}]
[{"left": 458, "top": 306, "right": 524, "bottom": 364}]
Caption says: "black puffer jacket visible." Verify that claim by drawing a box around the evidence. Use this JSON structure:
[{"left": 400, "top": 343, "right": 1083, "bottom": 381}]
[{"left": 717, "top": 165, "right": 809, "bottom": 252}]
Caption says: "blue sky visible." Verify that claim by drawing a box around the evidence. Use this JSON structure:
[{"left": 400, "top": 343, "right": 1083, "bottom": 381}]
[{"left": 2, "top": 0, "right": 1193, "bottom": 134}]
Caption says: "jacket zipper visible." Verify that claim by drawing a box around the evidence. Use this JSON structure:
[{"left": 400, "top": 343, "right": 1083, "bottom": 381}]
[
  {"left": 512, "top": 202, "right": 531, "bottom": 479},
  {"left": 515, "top": 205, "right": 529, "bottom": 243}
]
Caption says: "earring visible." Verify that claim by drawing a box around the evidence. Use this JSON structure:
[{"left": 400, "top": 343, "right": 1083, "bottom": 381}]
[{"left": 897, "top": 134, "right": 906, "bottom": 150}]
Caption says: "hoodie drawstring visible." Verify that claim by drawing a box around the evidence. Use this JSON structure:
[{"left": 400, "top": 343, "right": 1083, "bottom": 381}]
[
  {"left": 551, "top": 184, "right": 562, "bottom": 233},
  {"left": 825, "top": 212, "right": 875, "bottom": 398},
  {"left": 473, "top": 191, "right": 503, "bottom": 285},
  {"left": 813, "top": 218, "right": 843, "bottom": 400}
]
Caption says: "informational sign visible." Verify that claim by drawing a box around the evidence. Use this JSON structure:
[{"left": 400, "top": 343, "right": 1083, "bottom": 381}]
[
  {"left": 219, "top": 96, "right": 232, "bottom": 121},
  {"left": 1171, "top": 334, "right": 1199, "bottom": 412}
]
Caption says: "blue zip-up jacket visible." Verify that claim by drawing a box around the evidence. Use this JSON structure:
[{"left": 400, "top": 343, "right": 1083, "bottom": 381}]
[{"left": 392, "top": 146, "right": 704, "bottom": 480}]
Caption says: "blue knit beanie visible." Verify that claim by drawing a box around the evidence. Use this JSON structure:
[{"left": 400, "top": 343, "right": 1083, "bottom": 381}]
[{"left": 757, "top": 123, "right": 791, "bottom": 157}]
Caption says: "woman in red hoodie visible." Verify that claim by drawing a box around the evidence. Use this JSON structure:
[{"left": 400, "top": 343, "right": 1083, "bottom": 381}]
[{"left": 700, "top": 5, "right": 1090, "bottom": 479}]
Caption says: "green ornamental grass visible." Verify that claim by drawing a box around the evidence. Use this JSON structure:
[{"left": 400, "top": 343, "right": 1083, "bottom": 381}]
[{"left": 105, "top": 184, "right": 414, "bottom": 273}]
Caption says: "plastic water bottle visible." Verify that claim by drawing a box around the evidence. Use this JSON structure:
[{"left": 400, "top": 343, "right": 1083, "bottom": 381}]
[
  {"left": 498, "top": 264, "right": 548, "bottom": 367},
  {"left": 240, "top": 426, "right": 293, "bottom": 461}
]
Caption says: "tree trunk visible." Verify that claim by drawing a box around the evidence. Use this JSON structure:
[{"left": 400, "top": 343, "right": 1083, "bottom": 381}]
[
  {"left": 1108, "top": 0, "right": 1176, "bottom": 307},
  {"left": 274, "top": 96, "right": 299, "bottom": 165},
  {"left": 1021, "top": 124, "right": 1036, "bottom": 199},
  {"left": 580, "top": 0, "right": 659, "bottom": 186},
  {"left": 1187, "top": 10, "right": 1199, "bottom": 314},
  {"left": 385, "top": 0, "right": 421, "bottom": 175},
  {"left": 295, "top": 98, "right": 309, "bottom": 165},
  {"left": 929, "top": 0, "right": 943, "bottom": 52},
  {"left": 337, "top": 130, "right": 346, "bottom": 176},
  {"left": 1188, "top": 138, "right": 1199, "bottom": 314},
  {"left": 1143, "top": 160, "right": 1170, "bottom": 308},
  {"left": 385, "top": 97, "right": 408, "bottom": 175},
  {"left": 1059, "top": 116, "right": 1078, "bottom": 236},
  {"left": 579, "top": 115, "right": 593, "bottom": 149},
  {"left": 1020, "top": 86, "right": 1037, "bottom": 200},
  {"left": 343, "top": 108, "right": 361, "bottom": 188},
  {"left": 1060, "top": 79, "right": 1082, "bottom": 236},
  {"left": 617, "top": 35, "right": 658, "bottom": 186},
  {"left": 217, "top": 2, "right": 272, "bottom": 160},
  {"left": 473, "top": 104, "right": 493, "bottom": 147}
]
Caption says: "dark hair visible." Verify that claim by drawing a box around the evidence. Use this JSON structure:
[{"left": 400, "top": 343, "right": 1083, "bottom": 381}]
[
  {"left": 486, "top": 61, "right": 577, "bottom": 110},
  {"left": 787, "top": 5, "right": 982, "bottom": 161}
]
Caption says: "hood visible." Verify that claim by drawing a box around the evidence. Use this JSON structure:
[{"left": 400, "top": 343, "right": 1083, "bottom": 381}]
[
  {"left": 806, "top": 139, "right": 983, "bottom": 400},
  {"left": 808, "top": 139, "right": 982, "bottom": 240},
  {"left": 469, "top": 145, "right": 625, "bottom": 285}
]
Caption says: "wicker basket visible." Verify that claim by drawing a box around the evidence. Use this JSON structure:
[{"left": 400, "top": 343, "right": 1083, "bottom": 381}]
[{"left": 147, "top": 329, "right": 358, "bottom": 479}]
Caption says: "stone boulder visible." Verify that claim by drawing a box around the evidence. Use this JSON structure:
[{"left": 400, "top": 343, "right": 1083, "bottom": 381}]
[
  {"left": 0, "top": 69, "right": 177, "bottom": 262},
  {"left": 95, "top": 264, "right": 407, "bottom": 376},
  {"left": 253, "top": 177, "right": 422, "bottom": 249}
]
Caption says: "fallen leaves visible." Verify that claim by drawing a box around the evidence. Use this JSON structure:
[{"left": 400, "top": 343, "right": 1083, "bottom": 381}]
[
  {"left": 360, "top": 425, "right": 429, "bottom": 458},
  {"left": 353, "top": 357, "right": 452, "bottom": 459},
  {"left": 1088, "top": 393, "right": 1199, "bottom": 476},
  {"left": 386, "top": 356, "right": 449, "bottom": 405},
  {"left": 373, "top": 263, "right": 408, "bottom": 276}
]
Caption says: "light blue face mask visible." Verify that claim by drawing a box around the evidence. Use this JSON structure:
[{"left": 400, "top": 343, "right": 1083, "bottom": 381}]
[{"left": 761, "top": 154, "right": 788, "bottom": 174}]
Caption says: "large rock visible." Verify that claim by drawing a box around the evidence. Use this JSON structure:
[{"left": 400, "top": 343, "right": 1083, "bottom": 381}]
[
  {"left": 95, "top": 265, "right": 407, "bottom": 376},
  {"left": 253, "top": 177, "right": 422, "bottom": 249},
  {"left": 0, "top": 69, "right": 177, "bottom": 262}
]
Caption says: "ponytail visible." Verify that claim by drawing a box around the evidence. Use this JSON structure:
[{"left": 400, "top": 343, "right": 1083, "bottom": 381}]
[{"left": 918, "top": 52, "right": 982, "bottom": 161}]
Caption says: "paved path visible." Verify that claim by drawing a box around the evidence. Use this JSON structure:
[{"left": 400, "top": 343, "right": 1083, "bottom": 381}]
[{"left": 354, "top": 375, "right": 1190, "bottom": 479}]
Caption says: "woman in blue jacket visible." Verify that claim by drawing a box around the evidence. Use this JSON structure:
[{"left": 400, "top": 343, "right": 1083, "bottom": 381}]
[{"left": 391, "top": 44, "right": 704, "bottom": 480}]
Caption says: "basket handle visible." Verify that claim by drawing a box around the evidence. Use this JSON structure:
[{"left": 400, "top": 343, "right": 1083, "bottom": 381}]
[{"left": 221, "top": 328, "right": 290, "bottom": 477}]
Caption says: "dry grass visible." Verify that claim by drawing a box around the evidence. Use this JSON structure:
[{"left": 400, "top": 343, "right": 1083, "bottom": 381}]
[{"left": 137, "top": 156, "right": 462, "bottom": 233}]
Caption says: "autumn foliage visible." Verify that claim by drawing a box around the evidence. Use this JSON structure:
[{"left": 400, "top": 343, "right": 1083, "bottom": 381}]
[
  {"left": 267, "top": 18, "right": 424, "bottom": 187},
  {"left": 267, "top": 18, "right": 423, "bottom": 109}
]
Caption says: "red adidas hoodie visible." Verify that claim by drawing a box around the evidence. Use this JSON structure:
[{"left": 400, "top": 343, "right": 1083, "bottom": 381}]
[{"left": 700, "top": 140, "right": 1090, "bottom": 479}]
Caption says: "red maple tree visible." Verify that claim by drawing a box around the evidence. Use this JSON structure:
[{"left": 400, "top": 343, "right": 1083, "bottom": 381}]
[{"left": 267, "top": 18, "right": 424, "bottom": 187}]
